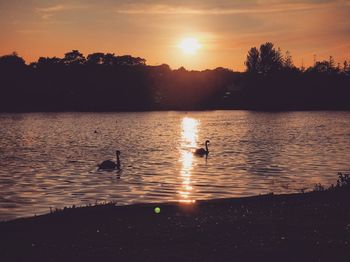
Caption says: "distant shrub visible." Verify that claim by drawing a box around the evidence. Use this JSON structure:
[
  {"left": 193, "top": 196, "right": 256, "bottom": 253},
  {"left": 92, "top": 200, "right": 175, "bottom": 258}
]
[
  {"left": 313, "top": 172, "right": 350, "bottom": 193},
  {"left": 313, "top": 183, "right": 325, "bottom": 192},
  {"left": 336, "top": 172, "right": 350, "bottom": 189}
]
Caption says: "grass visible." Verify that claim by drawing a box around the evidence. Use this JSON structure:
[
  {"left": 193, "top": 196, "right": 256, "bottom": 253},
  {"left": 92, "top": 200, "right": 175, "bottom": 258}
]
[{"left": 313, "top": 172, "right": 350, "bottom": 192}]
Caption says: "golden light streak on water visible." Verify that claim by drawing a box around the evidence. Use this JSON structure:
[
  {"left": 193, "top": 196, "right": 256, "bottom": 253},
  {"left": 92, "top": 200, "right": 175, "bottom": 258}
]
[{"left": 178, "top": 117, "right": 199, "bottom": 203}]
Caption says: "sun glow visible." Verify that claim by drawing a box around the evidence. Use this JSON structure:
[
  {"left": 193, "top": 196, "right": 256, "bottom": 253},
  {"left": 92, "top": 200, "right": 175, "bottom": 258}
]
[{"left": 179, "top": 37, "right": 201, "bottom": 55}]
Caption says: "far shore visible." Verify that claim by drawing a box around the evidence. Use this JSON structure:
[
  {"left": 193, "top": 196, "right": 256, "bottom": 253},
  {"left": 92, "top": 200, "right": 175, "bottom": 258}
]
[{"left": 1, "top": 189, "right": 349, "bottom": 262}]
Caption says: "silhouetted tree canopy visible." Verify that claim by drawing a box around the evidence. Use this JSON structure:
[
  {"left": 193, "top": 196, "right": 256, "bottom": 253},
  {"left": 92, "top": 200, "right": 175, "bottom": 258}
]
[
  {"left": 37, "top": 57, "right": 61, "bottom": 66},
  {"left": 86, "top": 53, "right": 105, "bottom": 65},
  {"left": 0, "top": 44, "right": 349, "bottom": 112},
  {"left": 246, "top": 42, "right": 284, "bottom": 75},
  {"left": 63, "top": 50, "right": 86, "bottom": 65},
  {"left": 283, "top": 51, "right": 294, "bottom": 69},
  {"left": 245, "top": 47, "right": 260, "bottom": 74},
  {"left": 0, "top": 52, "right": 25, "bottom": 68}
]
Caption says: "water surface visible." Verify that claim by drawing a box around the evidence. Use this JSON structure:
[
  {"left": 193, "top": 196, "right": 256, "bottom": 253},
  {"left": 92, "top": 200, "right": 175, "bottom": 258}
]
[{"left": 0, "top": 111, "right": 349, "bottom": 220}]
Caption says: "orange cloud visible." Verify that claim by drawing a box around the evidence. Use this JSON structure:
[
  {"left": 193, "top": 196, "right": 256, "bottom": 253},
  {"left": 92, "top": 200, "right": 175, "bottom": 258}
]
[{"left": 114, "top": 1, "right": 346, "bottom": 15}]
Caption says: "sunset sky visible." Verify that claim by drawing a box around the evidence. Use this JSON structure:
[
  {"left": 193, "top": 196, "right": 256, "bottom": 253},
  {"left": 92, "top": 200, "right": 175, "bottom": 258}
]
[{"left": 1, "top": 0, "right": 350, "bottom": 71}]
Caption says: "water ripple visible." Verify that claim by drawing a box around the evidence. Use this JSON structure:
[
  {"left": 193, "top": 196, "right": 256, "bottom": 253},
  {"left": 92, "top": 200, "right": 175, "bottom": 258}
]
[{"left": 0, "top": 111, "right": 350, "bottom": 220}]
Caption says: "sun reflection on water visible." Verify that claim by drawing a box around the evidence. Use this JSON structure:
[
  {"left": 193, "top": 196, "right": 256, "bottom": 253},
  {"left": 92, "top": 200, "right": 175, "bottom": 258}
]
[{"left": 178, "top": 117, "right": 199, "bottom": 203}]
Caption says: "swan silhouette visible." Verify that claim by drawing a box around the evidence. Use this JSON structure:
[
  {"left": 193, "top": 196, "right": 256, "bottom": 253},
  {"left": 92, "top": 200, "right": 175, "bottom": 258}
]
[
  {"left": 194, "top": 140, "right": 210, "bottom": 157},
  {"left": 98, "top": 150, "right": 121, "bottom": 170}
]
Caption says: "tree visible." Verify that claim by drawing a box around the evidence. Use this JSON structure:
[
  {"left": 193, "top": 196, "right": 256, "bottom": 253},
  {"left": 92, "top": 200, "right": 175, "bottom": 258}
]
[
  {"left": 259, "top": 42, "right": 283, "bottom": 74},
  {"left": 36, "top": 57, "right": 61, "bottom": 67},
  {"left": 115, "top": 55, "right": 146, "bottom": 67},
  {"left": 245, "top": 47, "right": 260, "bottom": 73},
  {"left": 310, "top": 61, "right": 331, "bottom": 73},
  {"left": 245, "top": 42, "right": 283, "bottom": 74},
  {"left": 103, "top": 53, "right": 117, "bottom": 66},
  {"left": 329, "top": 56, "right": 335, "bottom": 71},
  {"left": 0, "top": 52, "right": 25, "bottom": 68},
  {"left": 86, "top": 52, "right": 105, "bottom": 65},
  {"left": 283, "top": 51, "right": 294, "bottom": 69},
  {"left": 343, "top": 61, "right": 349, "bottom": 75},
  {"left": 62, "top": 50, "right": 86, "bottom": 65}
]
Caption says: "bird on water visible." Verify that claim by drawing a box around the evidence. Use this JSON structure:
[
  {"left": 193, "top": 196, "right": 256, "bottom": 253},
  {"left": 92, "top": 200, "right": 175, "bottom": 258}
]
[
  {"left": 194, "top": 140, "right": 210, "bottom": 157},
  {"left": 98, "top": 150, "right": 121, "bottom": 170}
]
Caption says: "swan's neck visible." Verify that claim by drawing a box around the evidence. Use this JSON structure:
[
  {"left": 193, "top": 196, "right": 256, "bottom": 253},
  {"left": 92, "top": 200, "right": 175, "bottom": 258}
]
[
  {"left": 205, "top": 142, "right": 209, "bottom": 152},
  {"left": 116, "top": 154, "right": 121, "bottom": 168}
]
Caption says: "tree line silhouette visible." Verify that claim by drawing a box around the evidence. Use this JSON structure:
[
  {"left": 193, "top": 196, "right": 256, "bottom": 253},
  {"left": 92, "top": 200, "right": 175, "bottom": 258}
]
[{"left": 0, "top": 43, "right": 349, "bottom": 112}]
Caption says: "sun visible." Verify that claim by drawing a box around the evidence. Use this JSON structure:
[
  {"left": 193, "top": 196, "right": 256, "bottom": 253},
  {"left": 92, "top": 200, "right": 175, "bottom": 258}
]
[{"left": 179, "top": 37, "right": 201, "bottom": 55}]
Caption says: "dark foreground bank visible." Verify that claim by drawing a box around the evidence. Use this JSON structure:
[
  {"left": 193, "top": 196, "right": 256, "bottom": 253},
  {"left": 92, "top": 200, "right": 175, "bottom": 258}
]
[{"left": 1, "top": 190, "right": 350, "bottom": 262}]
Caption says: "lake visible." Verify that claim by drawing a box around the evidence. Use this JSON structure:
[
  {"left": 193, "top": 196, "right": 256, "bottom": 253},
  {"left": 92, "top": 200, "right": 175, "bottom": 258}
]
[{"left": 0, "top": 111, "right": 349, "bottom": 220}]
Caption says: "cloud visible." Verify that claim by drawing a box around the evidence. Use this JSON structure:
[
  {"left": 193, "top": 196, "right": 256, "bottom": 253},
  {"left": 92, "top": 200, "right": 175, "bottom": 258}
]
[
  {"left": 36, "top": 5, "right": 66, "bottom": 13},
  {"left": 36, "top": 4, "right": 89, "bottom": 20},
  {"left": 114, "top": 0, "right": 347, "bottom": 15}
]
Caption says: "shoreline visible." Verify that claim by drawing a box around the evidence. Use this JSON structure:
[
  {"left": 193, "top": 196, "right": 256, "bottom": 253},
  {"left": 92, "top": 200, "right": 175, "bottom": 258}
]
[{"left": 1, "top": 190, "right": 349, "bottom": 261}]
